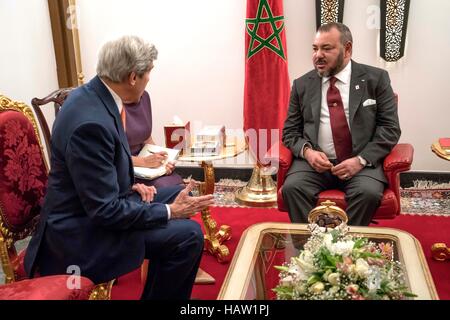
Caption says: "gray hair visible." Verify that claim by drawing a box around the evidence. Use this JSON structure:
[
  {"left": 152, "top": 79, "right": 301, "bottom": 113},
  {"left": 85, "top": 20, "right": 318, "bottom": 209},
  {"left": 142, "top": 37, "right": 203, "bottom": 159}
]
[
  {"left": 96, "top": 35, "right": 158, "bottom": 82},
  {"left": 318, "top": 22, "right": 353, "bottom": 46}
]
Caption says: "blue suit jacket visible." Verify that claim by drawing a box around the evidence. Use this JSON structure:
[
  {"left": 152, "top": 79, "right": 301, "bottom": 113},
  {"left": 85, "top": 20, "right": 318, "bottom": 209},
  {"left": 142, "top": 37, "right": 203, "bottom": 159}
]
[{"left": 25, "top": 76, "right": 169, "bottom": 284}]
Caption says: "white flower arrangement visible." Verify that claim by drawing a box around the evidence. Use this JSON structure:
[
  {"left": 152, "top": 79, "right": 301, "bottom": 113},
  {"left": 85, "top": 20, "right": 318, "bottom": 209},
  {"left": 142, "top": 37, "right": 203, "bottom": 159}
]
[{"left": 274, "top": 223, "right": 416, "bottom": 300}]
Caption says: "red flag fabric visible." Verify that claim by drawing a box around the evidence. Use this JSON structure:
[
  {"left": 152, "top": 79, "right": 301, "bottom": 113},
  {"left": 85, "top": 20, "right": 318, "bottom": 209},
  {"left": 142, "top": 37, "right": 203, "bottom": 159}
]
[{"left": 244, "top": 0, "right": 290, "bottom": 163}]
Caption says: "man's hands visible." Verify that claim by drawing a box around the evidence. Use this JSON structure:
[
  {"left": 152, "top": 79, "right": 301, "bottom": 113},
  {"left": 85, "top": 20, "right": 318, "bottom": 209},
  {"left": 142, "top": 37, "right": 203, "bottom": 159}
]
[
  {"left": 330, "top": 157, "right": 364, "bottom": 180},
  {"left": 304, "top": 148, "right": 364, "bottom": 180},
  {"left": 132, "top": 183, "right": 157, "bottom": 203},
  {"left": 169, "top": 181, "right": 215, "bottom": 219},
  {"left": 304, "top": 148, "right": 333, "bottom": 173}
]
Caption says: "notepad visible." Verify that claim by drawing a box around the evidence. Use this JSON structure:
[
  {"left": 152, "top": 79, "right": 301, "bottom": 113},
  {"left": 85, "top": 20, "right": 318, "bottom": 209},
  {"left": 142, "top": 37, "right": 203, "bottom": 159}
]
[{"left": 133, "top": 144, "right": 180, "bottom": 180}]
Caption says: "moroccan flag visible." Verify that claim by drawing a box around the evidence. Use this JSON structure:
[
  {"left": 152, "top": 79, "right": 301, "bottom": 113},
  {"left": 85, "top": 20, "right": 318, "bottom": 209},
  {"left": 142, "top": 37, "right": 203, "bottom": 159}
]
[{"left": 244, "top": 0, "right": 290, "bottom": 163}]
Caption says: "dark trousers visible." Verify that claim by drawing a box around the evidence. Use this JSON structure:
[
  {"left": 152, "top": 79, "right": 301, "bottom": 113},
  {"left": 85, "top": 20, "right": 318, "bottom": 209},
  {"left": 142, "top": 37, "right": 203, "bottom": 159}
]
[
  {"left": 138, "top": 186, "right": 204, "bottom": 300},
  {"left": 282, "top": 170, "right": 384, "bottom": 226}
]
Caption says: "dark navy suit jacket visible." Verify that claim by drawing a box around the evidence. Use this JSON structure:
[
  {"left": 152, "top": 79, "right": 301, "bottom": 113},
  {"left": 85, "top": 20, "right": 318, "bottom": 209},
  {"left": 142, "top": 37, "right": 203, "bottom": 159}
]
[{"left": 25, "top": 76, "right": 169, "bottom": 284}]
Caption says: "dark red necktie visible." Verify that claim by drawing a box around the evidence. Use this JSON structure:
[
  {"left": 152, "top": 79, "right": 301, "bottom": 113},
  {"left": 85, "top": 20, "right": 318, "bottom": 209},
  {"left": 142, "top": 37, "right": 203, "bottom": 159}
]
[{"left": 327, "top": 77, "right": 352, "bottom": 162}]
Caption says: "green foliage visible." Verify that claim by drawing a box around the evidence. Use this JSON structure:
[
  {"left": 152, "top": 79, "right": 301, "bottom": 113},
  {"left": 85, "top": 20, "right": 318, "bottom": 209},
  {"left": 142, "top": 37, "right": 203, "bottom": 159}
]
[
  {"left": 274, "top": 265, "right": 289, "bottom": 272},
  {"left": 273, "top": 224, "right": 415, "bottom": 300},
  {"left": 272, "top": 286, "right": 294, "bottom": 299}
]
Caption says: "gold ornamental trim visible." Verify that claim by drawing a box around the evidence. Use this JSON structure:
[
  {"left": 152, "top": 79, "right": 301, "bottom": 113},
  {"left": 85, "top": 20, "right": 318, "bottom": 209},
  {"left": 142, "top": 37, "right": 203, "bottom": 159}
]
[
  {"left": 0, "top": 235, "right": 15, "bottom": 283},
  {"left": 431, "top": 243, "right": 450, "bottom": 262},
  {"left": 89, "top": 280, "right": 115, "bottom": 300},
  {"left": 67, "top": 0, "right": 84, "bottom": 86}
]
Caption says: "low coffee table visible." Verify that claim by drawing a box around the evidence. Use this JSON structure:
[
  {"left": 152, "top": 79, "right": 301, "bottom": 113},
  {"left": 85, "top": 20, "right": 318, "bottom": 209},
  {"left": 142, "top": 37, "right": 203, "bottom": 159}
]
[{"left": 218, "top": 222, "right": 438, "bottom": 300}]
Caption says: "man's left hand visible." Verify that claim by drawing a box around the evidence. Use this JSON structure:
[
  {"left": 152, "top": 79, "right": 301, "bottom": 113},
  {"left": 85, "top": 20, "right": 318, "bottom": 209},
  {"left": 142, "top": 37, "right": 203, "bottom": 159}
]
[
  {"left": 132, "top": 183, "right": 157, "bottom": 203},
  {"left": 330, "top": 157, "right": 364, "bottom": 180}
]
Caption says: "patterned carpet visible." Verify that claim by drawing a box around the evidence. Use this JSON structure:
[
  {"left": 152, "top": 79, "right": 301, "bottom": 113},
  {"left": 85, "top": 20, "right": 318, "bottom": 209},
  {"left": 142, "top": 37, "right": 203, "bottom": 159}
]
[
  {"left": 210, "top": 179, "right": 450, "bottom": 216},
  {"left": 401, "top": 188, "right": 450, "bottom": 216}
]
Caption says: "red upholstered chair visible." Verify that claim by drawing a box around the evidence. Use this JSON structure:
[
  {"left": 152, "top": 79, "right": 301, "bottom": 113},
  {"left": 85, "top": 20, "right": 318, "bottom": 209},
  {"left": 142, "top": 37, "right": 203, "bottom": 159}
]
[
  {"left": 0, "top": 94, "right": 99, "bottom": 299},
  {"left": 270, "top": 141, "right": 413, "bottom": 219},
  {"left": 0, "top": 275, "right": 94, "bottom": 300}
]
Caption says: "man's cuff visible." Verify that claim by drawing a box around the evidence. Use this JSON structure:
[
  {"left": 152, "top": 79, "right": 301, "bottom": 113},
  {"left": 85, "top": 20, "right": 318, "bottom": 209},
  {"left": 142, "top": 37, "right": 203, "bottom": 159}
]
[
  {"left": 357, "top": 155, "right": 368, "bottom": 167},
  {"left": 165, "top": 204, "right": 171, "bottom": 220},
  {"left": 301, "top": 143, "right": 313, "bottom": 158}
]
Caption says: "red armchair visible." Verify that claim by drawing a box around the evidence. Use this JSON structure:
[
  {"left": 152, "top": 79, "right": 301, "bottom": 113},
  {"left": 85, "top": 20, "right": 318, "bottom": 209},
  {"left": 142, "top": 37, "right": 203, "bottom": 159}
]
[
  {"left": 270, "top": 141, "right": 414, "bottom": 219},
  {"left": 0, "top": 94, "right": 99, "bottom": 299},
  {"left": 0, "top": 276, "right": 95, "bottom": 300}
]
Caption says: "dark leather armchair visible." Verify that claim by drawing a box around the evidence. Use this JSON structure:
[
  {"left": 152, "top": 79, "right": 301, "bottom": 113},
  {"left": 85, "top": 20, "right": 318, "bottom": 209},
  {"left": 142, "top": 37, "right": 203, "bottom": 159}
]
[{"left": 270, "top": 141, "right": 413, "bottom": 219}]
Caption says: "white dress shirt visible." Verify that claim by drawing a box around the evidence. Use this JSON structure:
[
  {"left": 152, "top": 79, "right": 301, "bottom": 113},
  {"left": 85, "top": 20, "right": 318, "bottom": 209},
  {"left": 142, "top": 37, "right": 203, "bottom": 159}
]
[
  {"left": 100, "top": 78, "right": 171, "bottom": 219},
  {"left": 317, "top": 61, "right": 352, "bottom": 160}
]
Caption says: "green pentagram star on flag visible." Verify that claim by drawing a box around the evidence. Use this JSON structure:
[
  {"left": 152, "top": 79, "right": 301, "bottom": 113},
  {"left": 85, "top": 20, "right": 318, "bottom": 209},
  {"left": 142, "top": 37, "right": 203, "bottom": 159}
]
[
  {"left": 243, "top": 0, "right": 290, "bottom": 163},
  {"left": 245, "top": 0, "right": 286, "bottom": 60}
]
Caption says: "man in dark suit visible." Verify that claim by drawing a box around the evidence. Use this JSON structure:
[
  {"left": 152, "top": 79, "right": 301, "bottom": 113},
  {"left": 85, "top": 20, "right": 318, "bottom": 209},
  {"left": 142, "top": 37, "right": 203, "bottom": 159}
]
[
  {"left": 282, "top": 23, "right": 401, "bottom": 225},
  {"left": 24, "top": 35, "right": 215, "bottom": 300}
]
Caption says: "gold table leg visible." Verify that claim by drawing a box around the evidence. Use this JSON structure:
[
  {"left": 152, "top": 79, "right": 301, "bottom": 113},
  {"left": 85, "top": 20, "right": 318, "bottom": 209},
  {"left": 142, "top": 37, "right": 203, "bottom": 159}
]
[
  {"left": 199, "top": 161, "right": 232, "bottom": 263},
  {"left": 431, "top": 243, "right": 450, "bottom": 261}
]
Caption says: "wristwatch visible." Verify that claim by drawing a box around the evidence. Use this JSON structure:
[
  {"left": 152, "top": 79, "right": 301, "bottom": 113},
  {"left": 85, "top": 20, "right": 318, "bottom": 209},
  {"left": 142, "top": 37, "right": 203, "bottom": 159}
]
[
  {"left": 301, "top": 143, "right": 313, "bottom": 159},
  {"left": 357, "top": 155, "right": 367, "bottom": 167}
]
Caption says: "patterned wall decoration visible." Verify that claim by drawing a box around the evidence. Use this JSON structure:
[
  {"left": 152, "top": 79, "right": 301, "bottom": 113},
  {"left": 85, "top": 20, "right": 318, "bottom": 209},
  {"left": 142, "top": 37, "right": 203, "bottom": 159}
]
[
  {"left": 380, "top": 0, "right": 411, "bottom": 62},
  {"left": 315, "top": 0, "right": 345, "bottom": 30}
]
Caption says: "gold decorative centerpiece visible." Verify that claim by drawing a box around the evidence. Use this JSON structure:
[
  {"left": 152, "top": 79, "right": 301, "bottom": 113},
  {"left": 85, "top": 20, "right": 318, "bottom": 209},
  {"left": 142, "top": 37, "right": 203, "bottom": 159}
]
[
  {"left": 273, "top": 201, "right": 417, "bottom": 300},
  {"left": 234, "top": 164, "right": 277, "bottom": 207},
  {"left": 307, "top": 200, "right": 348, "bottom": 228}
]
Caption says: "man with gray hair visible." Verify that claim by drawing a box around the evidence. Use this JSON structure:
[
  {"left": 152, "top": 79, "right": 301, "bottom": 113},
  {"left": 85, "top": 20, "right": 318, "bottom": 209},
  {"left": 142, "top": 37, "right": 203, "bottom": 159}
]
[
  {"left": 24, "top": 35, "right": 214, "bottom": 300},
  {"left": 282, "top": 23, "right": 401, "bottom": 225}
]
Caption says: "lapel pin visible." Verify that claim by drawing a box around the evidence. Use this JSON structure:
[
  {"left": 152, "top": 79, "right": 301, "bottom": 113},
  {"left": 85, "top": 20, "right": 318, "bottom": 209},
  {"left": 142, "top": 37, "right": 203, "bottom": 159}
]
[{"left": 355, "top": 85, "right": 360, "bottom": 90}]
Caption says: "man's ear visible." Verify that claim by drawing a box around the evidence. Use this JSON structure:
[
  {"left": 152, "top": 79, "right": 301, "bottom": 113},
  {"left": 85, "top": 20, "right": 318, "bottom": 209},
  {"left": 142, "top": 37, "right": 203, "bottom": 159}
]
[
  {"left": 344, "top": 42, "right": 353, "bottom": 58},
  {"left": 128, "top": 72, "right": 137, "bottom": 86}
]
